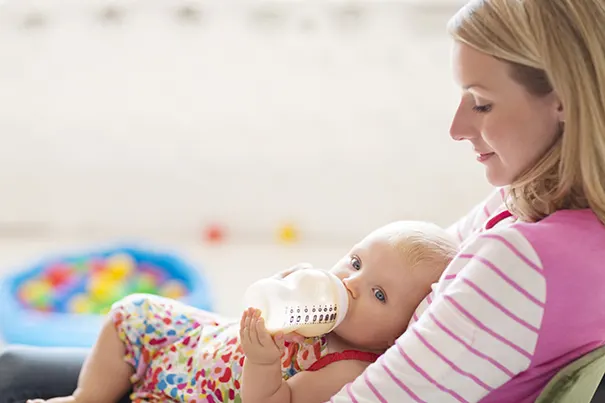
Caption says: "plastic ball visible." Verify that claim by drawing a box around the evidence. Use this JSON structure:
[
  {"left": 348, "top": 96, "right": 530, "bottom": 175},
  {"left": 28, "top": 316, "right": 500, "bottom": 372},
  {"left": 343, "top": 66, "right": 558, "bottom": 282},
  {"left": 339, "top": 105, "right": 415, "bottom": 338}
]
[
  {"left": 132, "top": 274, "right": 159, "bottom": 295},
  {"left": 19, "top": 279, "right": 53, "bottom": 310},
  {"left": 104, "top": 253, "right": 135, "bottom": 281},
  {"left": 91, "top": 270, "right": 117, "bottom": 286},
  {"left": 68, "top": 294, "right": 95, "bottom": 314},
  {"left": 204, "top": 224, "right": 226, "bottom": 243},
  {"left": 19, "top": 279, "right": 51, "bottom": 301},
  {"left": 87, "top": 257, "right": 106, "bottom": 274},
  {"left": 159, "top": 279, "right": 188, "bottom": 299},
  {"left": 278, "top": 223, "right": 298, "bottom": 243},
  {"left": 87, "top": 280, "right": 111, "bottom": 302},
  {"left": 87, "top": 276, "right": 125, "bottom": 303},
  {"left": 138, "top": 264, "right": 166, "bottom": 284},
  {"left": 45, "top": 264, "right": 73, "bottom": 287}
]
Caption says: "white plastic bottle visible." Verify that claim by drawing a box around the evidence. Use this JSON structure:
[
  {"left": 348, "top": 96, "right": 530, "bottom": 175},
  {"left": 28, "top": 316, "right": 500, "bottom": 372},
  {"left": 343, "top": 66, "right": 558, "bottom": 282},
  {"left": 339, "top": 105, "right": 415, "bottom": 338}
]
[{"left": 243, "top": 269, "right": 349, "bottom": 338}]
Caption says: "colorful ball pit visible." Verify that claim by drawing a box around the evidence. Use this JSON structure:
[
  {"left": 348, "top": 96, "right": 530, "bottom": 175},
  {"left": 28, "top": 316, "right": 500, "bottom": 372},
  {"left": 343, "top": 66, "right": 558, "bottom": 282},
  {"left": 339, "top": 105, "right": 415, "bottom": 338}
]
[{"left": 0, "top": 245, "right": 214, "bottom": 347}]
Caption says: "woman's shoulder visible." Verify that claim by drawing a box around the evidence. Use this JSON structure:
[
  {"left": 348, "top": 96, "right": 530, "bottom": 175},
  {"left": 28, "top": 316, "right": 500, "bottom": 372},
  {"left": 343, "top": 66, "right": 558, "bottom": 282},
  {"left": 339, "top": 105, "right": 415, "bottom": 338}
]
[
  {"left": 513, "top": 208, "right": 605, "bottom": 262},
  {"left": 457, "top": 208, "right": 605, "bottom": 275},
  {"left": 517, "top": 208, "right": 602, "bottom": 231},
  {"left": 465, "top": 208, "right": 602, "bottom": 245}
]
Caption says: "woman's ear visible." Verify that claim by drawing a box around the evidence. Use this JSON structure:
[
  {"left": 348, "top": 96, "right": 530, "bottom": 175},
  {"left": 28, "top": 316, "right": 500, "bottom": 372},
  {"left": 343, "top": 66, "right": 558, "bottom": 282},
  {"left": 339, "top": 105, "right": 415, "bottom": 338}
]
[
  {"left": 550, "top": 91, "right": 565, "bottom": 123},
  {"left": 553, "top": 89, "right": 565, "bottom": 121}
]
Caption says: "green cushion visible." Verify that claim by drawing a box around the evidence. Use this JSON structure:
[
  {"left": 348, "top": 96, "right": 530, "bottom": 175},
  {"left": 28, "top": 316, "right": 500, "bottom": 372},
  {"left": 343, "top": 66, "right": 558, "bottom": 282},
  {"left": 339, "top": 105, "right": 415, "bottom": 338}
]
[{"left": 535, "top": 345, "right": 605, "bottom": 403}]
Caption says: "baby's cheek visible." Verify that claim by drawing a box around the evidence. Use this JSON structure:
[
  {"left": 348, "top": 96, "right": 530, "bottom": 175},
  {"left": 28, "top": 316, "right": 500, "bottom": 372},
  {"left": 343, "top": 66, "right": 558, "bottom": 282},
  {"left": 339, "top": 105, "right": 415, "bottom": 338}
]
[
  {"left": 329, "top": 268, "right": 349, "bottom": 281},
  {"left": 370, "top": 310, "right": 405, "bottom": 334}
]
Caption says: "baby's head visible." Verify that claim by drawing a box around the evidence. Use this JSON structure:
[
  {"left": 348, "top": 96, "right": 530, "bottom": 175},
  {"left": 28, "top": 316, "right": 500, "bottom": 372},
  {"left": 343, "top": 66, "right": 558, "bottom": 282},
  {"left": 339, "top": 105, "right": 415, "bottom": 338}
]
[{"left": 329, "top": 221, "right": 457, "bottom": 352}]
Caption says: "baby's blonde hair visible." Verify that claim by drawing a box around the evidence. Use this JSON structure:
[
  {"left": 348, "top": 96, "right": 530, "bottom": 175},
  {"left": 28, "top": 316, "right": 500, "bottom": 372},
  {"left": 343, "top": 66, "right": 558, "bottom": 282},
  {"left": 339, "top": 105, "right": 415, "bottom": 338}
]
[
  {"left": 371, "top": 221, "right": 458, "bottom": 284},
  {"left": 448, "top": 0, "right": 605, "bottom": 225}
]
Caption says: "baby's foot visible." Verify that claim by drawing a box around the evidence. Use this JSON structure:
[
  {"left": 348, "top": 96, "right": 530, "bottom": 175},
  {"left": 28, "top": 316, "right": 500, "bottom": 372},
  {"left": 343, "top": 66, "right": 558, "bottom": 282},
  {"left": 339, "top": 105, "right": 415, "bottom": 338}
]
[{"left": 27, "top": 397, "right": 77, "bottom": 403}]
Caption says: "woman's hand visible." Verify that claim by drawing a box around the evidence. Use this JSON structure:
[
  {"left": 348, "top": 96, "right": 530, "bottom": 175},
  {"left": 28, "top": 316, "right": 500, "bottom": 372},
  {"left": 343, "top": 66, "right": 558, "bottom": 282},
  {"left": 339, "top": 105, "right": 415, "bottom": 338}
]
[{"left": 240, "top": 308, "right": 285, "bottom": 365}]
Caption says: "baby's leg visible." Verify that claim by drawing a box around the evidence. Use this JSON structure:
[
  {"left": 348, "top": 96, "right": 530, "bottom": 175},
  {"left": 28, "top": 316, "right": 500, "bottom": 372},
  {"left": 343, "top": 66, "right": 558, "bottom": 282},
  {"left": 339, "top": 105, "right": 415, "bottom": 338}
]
[
  {"left": 27, "top": 317, "right": 133, "bottom": 403},
  {"left": 28, "top": 293, "right": 217, "bottom": 403}
]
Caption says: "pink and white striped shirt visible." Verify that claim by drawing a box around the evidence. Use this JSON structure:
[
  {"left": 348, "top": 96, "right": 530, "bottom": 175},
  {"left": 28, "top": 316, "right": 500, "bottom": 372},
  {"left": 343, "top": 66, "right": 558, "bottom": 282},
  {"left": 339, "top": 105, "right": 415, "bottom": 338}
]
[{"left": 327, "top": 187, "right": 605, "bottom": 402}]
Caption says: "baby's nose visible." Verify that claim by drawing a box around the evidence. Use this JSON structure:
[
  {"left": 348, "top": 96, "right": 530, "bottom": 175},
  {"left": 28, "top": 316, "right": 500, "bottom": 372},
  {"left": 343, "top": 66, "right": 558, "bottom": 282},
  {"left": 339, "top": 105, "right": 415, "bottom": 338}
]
[{"left": 342, "top": 277, "right": 359, "bottom": 299}]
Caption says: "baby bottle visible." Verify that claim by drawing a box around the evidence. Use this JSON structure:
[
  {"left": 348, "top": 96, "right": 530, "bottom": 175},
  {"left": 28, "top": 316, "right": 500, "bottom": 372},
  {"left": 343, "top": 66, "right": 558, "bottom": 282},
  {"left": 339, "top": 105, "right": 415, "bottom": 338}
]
[{"left": 243, "top": 269, "right": 349, "bottom": 338}]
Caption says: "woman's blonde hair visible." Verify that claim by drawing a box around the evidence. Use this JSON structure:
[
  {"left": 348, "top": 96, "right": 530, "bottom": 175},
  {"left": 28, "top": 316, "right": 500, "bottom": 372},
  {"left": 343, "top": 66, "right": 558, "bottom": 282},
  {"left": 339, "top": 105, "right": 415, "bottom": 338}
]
[{"left": 447, "top": 0, "right": 605, "bottom": 224}]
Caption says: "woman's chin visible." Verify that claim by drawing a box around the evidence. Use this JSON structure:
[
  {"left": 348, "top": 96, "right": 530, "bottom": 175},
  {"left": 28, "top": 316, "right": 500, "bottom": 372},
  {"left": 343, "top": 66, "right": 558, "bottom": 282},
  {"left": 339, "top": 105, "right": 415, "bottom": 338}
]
[
  {"left": 486, "top": 173, "right": 510, "bottom": 187},
  {"left": 484, "top": 163, "right": 514, "bottom": 187}
]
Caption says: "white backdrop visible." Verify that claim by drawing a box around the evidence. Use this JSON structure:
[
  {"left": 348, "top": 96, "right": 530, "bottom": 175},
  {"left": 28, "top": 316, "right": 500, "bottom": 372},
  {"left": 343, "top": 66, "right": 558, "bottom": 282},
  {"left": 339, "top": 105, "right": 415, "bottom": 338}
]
[{"left": 0, "top": 0, "right": 489, "bottom": 243}]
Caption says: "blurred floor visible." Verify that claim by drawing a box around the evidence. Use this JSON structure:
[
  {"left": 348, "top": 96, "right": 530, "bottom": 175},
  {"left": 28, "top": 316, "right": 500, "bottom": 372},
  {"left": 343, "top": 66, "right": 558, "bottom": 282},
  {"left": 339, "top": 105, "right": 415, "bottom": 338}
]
[{"left": 0, "top": 235, "right": 350, "bottom": 347}]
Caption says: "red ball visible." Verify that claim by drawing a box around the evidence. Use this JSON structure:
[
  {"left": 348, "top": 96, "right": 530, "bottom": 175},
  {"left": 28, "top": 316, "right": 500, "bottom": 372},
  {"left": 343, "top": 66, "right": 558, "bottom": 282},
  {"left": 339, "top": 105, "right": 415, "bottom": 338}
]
[
  {"left": 45, "top": 264, "right": 73, "bottom": 287},
  {"left": 204, "top": 224, "right": 225, "bottom": 243}
]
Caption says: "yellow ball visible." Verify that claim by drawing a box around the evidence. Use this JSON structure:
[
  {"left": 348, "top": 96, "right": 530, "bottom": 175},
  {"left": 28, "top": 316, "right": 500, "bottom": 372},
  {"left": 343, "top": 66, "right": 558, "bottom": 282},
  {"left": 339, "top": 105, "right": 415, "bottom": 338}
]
[
  {"left": 19, "top": 279, "right": 53, "bottom": 307},
  {"left": 87, "top": 277, "right": 123, "bottom": 303},
  {"left": 104, "top": 253, "right": 135, "bottom": 281},
  {"left": 69, "top": 294, "right": 94, "bottom": 314},
  {"left": 159, "top": 280, "right": 188, "bottom": 299},
  {"left": 278, "top": 223, "right": 298, "bottom": 243},
  {"left": 92, "top": 270, "right": 115, "bottom": 285}
]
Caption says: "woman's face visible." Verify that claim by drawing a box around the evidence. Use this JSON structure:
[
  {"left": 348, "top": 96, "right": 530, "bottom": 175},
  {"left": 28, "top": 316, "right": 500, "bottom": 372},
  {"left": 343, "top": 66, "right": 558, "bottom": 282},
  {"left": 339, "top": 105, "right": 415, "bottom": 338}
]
[{"left": 449, "top": 42, "right": 563, "bottom": 186}]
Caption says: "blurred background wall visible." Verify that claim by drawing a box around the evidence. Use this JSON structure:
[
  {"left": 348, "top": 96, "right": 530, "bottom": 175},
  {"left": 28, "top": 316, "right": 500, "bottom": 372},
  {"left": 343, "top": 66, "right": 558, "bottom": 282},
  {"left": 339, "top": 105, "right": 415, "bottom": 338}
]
[
  {"left": 0, "top": 0, "right": 487, "bottom": 245},
  {"left": 0, "top": 1, "right": 492, "bottom": 335}
]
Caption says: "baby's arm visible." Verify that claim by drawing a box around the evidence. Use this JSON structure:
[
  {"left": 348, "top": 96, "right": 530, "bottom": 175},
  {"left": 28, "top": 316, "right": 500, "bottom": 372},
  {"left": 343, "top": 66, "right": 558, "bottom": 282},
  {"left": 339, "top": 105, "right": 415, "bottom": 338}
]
[
  {"left": 240, "top": 308, "right": 368, "bottom": 403},
  {"left": 240, "top": 308, "right": 285, "bottom": 403}
]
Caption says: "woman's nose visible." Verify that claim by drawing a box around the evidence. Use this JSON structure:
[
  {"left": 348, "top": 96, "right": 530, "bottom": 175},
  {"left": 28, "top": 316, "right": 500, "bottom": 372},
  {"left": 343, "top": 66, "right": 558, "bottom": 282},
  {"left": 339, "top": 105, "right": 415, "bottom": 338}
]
[{"left": 450, "top": 101, "right": 479, "bottom": 142}]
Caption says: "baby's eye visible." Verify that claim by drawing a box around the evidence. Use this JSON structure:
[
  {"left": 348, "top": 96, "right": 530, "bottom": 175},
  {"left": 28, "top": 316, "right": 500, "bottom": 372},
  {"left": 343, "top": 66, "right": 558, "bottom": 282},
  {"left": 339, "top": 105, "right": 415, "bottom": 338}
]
[
  {"left": 350, "top": 255, "right": 362, "bottom": 270},
  {"left": 373, "top": 288, "right": 386, "bottom": 303}
]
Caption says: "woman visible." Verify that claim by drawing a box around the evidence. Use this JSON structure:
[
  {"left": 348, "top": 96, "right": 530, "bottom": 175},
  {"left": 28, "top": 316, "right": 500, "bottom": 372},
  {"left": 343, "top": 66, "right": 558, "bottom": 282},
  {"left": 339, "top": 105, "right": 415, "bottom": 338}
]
[
  {"left": 326, "top": 0, "right": 605, "bottom": 401},
  {"left": 2, "top": 0, "right": 605, "bottom": 401}
]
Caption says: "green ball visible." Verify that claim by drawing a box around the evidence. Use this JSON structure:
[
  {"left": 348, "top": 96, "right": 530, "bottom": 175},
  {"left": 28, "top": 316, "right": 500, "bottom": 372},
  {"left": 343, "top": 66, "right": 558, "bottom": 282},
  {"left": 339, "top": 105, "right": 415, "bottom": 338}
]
[
  {"left": 31, "top": 292, "right": 52, "bottom": 309},
  {"left": 132, "top": 276, "right": 158, "bottom": 295}
]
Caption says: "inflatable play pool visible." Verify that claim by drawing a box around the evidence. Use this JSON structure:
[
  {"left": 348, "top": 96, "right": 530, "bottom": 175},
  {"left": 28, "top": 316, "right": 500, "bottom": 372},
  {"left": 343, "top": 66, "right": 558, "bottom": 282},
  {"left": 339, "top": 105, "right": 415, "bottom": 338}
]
[{"left": 0, "top": 245, "right": 214, "bottom": 347}]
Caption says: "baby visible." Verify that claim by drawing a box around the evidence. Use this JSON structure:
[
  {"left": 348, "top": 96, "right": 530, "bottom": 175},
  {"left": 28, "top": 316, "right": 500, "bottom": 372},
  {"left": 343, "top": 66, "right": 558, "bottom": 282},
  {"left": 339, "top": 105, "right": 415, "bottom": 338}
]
[{"left": 29, "top": 220, "right": 457, "bottom": 403}]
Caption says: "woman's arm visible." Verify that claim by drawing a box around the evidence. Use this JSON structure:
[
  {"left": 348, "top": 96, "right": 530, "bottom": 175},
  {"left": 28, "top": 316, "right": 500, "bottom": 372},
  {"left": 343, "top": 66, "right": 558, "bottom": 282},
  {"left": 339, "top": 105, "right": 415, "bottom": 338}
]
[
  {"left": 409, "top": 187, "right": 510, "bottom": 328},
  {"left": 328, "top": 226, "right": 545, "bottom": 402}
]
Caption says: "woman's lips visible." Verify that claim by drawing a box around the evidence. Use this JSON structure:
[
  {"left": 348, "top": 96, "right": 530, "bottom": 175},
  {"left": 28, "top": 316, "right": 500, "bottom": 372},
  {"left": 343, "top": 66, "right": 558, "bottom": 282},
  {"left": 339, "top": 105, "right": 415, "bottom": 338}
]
[{"left": 476, "top": 152, "right": 495, "bottom": 163}]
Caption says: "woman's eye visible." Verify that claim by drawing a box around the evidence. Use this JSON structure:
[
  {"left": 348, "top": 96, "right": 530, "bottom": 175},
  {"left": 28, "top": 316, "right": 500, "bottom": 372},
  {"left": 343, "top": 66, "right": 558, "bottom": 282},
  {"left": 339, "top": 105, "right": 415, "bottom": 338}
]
[
  {"left": 472, "top": 104, "right": 493, "bottom": 113},
  {"left": 350, "top": 256, "right": 362, "bottom": 270},
  {"left": 373, "top": 288, "right": 386, "bottom": 303}
]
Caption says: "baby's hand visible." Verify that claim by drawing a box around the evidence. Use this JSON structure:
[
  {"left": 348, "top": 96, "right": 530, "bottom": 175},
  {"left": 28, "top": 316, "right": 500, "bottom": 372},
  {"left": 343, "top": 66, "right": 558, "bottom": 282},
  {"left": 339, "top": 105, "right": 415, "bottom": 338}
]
[{"left": 240, "top": 308, "right": 285, "bottom": 365}]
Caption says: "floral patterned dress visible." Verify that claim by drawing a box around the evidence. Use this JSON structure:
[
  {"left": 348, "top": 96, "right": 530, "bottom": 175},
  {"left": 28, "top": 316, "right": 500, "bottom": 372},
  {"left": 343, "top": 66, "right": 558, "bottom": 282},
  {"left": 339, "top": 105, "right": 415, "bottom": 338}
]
[{"left": 111, "top": 294, "right": 377, "bottom": 403}]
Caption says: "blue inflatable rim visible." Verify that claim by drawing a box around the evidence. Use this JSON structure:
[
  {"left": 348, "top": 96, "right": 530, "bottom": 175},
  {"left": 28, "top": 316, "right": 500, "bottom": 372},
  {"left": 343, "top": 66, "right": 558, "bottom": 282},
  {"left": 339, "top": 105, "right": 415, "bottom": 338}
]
[{"left": 0, "top": 243, "right": 214, "bottom": 347}]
